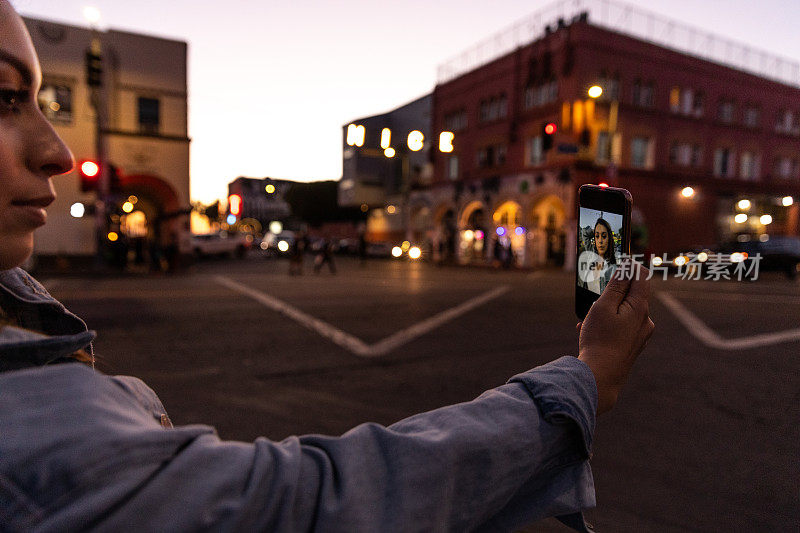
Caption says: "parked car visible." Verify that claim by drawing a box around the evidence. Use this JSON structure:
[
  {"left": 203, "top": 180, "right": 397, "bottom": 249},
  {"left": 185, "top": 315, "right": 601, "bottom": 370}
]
[
  {"left": 720, "top": 236, "right": 800, "bottom": 279},
  {"left": 190, "top": 232, "right": 252, "bottom": 259},
  {"left": 260, "top": 231, "right": 296, "bottom": 255}
]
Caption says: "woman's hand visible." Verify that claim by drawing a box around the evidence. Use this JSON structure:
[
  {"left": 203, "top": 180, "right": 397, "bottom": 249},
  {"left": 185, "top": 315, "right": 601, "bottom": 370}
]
[{"left": 577, "top": 260, "right": 654, "bottom": 415}]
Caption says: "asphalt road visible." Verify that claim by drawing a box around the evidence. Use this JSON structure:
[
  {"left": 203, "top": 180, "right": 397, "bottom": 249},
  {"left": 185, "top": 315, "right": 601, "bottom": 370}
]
[{"left": 41, "top": 254, "right": 800, "bottom": 532}]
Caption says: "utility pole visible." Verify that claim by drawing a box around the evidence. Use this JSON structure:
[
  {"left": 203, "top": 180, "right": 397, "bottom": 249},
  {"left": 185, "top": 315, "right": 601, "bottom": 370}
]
[{"left": 86, "top": 29, "right": 109, "bottom": 268}]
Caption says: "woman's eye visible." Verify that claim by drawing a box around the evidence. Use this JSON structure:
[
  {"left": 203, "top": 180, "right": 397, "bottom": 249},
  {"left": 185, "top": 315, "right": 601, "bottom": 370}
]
[{"left": 0, "top": 89, "right": 28, "bottom": 112}]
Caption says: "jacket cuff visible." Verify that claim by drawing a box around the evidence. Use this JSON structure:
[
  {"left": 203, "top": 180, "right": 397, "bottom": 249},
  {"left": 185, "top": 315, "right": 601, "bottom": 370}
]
[{"left": 507, "top": 356, "right": 598, "bottom": 457}]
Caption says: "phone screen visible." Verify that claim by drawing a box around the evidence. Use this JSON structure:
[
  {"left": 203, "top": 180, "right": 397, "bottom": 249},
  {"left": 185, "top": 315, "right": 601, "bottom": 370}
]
[{"left": 576, "top": 207, "right": 625, "bottom": 296}]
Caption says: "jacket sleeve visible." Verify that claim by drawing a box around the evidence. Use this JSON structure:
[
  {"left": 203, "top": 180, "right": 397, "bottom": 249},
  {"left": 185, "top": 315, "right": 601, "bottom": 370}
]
[{"left": 93, "top": 356, "right": 597, "bottom": 533}]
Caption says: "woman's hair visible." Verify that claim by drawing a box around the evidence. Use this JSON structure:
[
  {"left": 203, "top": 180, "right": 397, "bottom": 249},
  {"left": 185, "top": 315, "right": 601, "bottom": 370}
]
[{"left": 593, "top": 218, "right": 617, "bottom": 264}]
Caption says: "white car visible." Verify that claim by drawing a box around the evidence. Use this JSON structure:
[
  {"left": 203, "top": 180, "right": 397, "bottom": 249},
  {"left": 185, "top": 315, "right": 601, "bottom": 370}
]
[{"left": 190, "top": 232, "right": 252, "bottom": 259}]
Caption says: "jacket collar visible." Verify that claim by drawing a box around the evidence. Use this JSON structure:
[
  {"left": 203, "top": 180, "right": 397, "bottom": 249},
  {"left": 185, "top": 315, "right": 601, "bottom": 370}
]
[{"left": 0, "top": 268, "right": 95, "bottom": 371}]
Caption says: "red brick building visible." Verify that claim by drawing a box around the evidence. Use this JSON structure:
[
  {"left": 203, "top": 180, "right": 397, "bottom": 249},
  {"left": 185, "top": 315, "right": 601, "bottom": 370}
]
[{"left": 410, "top": 6, "right": 800, "bottom": 267}]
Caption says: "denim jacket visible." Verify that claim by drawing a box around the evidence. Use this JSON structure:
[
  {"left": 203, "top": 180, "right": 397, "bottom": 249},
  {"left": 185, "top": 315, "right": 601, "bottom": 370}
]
[{"left": 0, "top": 267, "right": 597, "bottom": 532}]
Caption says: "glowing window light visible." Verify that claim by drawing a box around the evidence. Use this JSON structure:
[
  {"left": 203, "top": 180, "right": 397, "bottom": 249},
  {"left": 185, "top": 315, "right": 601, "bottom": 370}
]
[
  {"left": 380, "top": 128, "right": 391, "bottom": 149},
  {"left": 407, "top": 130, "right": 424, "bottom": 151},
  {"left": 346, "top": 124, "right": 365, "bottom": 147},
  {"left": 734, "top": 213, "right": 748, "bottom": 224},
  {"left": 439, "top": 131, "right": 454, "bottom": 153}
]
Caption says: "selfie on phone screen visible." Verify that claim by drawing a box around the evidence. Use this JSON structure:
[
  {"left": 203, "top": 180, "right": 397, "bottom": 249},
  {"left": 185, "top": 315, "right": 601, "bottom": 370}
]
[{"left": 577, "top": 208, "right": 624, "bottom": 295}]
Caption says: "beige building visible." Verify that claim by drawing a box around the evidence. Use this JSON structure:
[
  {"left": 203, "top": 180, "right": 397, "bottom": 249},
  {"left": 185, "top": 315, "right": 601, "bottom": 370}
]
[{"left": 23, "top": 16, "right": 190, "bottom": 260}]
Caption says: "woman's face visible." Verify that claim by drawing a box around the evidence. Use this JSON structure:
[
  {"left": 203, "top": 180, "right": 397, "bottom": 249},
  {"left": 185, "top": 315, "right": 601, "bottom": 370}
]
[
  {"left": 594, "top": 223, "right": 609, "bottom": 258},
  {"left": 0, "top": 2, "right": 73, "bottom": 270}
]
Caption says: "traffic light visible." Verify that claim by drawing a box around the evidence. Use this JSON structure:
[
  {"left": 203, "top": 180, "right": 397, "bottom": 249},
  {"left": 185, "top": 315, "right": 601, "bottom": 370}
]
[
  {"left": 79, "top": 160, "right": 100, "bottom": 192},
  {"left": 85, "top": 49, "right": 102, "bottom": 87},
  {"left": 542, "top": 122, "right": 557, "bottom": 151}
]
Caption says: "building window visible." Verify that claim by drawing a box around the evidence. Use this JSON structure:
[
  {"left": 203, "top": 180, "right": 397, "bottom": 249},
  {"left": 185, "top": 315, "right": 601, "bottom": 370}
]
[
  {"left": 631, "top": 80, "right": 653, "bottom": 107},
  {"left": 775, "top": 109, "right": 799, "bottom": 135},
  {"left": 774, "top": 156, "right": 799, "bottom": 179},
  {"left": 691, "top": 144, "right": 703, "bottom": 167},
  {"left": 596, "top": 131, "right": 610, "bottom": 163},
  {"left": 479, "top": 95, "right": 507, "bottom": 123},
  {"left": 477, "top": 144, "right": 507, "bottom": 168},
  {"left": 444, "top": 110, "right": 467, "bottom": 132},
  {"left": 447, "top": 155, "right": 459, "bottom": 180},
  {"left": 630, "top": 136, "right": 653, "bottom": 169},
  {"left": 669, "top": 87, "right": 702, "bottom": 117},
  {"left": 713, "top": 148, "right": 736, "bottom": 178},
  {"left": 523, "top": 79, "right": 558, "bottom": 109},
  {"left": 37, "top": 84, "right": 72, "bottom": 124},
  {"left": 669, "top": 141, "right": 693, "bottom": 166},
  {"left": 743, "top": 106, "right": 760, "bottom": 128},
  {"left": 739, "top": 151, "right": 760, "bottom": 181},
  {"left": 717, "top": 100, "right": 735, "bottom": 124},
  {"left": 598, "top": 71, "right": 620, "bottom": 100},
  {"left": 137, "top": 97, "right": 160, "bottom": 134},
  {"left": 525, "top": 136, "right": 543, "bottom": 165}
]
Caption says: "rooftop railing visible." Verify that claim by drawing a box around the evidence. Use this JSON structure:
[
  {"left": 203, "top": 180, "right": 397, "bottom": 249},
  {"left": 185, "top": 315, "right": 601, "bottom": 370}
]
[{"left": 436, "top": 0, "right": 800, "bottom": 88}]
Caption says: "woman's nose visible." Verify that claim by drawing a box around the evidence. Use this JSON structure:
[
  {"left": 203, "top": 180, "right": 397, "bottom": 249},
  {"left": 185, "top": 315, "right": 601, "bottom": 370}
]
[{"left": 26, "top": 114, "right": 74, "bottom": 177}]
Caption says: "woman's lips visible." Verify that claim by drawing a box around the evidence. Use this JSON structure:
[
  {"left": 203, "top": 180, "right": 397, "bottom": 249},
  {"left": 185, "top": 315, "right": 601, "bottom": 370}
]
[{"left": 11, "top": 204, "right": 48, "bottom": 226}]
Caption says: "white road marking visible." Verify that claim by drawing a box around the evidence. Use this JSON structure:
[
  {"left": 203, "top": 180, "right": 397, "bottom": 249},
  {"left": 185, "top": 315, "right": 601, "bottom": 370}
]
[
  {"left": 656, "top": 292, "right": 800, "bottom": 350},
  {"left": 215, "top": 275, "right": 509, "bottom": 358}
]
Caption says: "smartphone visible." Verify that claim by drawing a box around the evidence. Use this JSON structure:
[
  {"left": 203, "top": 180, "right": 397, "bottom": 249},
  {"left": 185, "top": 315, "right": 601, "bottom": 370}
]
[{"left": 575, "top": 184, "right": 632, "bottom": 319}]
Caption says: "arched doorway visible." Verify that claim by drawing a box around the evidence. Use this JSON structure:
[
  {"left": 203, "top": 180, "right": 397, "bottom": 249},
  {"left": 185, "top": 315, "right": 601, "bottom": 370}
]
[
  {"left": 492, "top": 200, "right": 525, "bottom": 267},
  {"left": 458, "top": 201, "right": 488, "bottom": 263},
  {"left": 529, "top": 194, "right": 567, "bottom": 267},
  {"left": 109, "top": 173, "right": 183, "bottom": 271}
]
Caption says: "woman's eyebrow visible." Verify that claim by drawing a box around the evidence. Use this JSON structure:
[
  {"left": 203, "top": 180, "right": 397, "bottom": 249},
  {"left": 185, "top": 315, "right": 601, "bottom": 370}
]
[{"left": 0, "top": 50, "right": 33, "bottom": 86}]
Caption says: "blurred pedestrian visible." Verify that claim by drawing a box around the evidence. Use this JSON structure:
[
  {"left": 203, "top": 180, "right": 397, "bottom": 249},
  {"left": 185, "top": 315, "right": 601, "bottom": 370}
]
[
  {"left": 288, "top": 231, "right": 305, "bottom": 275},
  {"left": 0, "top": 4, "right": 655, "bottom": 530},
  {"left": 313, "top": 237, "right": 336, "bottom": 274}
]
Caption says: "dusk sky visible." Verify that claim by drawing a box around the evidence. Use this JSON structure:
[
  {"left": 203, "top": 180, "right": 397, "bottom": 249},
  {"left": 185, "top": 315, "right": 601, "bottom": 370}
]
[{"left": 11, "top": 0, "right": 800, "bottom": 204}]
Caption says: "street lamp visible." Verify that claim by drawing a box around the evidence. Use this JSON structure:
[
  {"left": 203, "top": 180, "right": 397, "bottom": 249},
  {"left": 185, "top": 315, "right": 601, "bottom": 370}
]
[
  {"left": 681, "top": 186, "right": 695, "bottom": 198},
  {"left": 588, "top": 85, "right": 603, "bottom": 99}
]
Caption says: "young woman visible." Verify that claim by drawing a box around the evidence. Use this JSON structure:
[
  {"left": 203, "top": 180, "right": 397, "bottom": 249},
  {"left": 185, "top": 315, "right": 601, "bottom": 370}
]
[
  {"left": 586, "top": 218, "right": 618, "bottom": 294},
  {"left": 0, "top": 2, "right": 654, "bottom": 530}
]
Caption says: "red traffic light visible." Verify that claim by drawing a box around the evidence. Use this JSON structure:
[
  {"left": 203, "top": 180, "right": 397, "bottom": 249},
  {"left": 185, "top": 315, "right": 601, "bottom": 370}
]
[
  {"left": 229, "top": 194, "right": 242, "bottom": 216},
  {"left": 544, "top": 123, "right": 557, "bottom": 135},
  {"left": 80, "top": 160, "right": 100, "bottom": 177}
]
